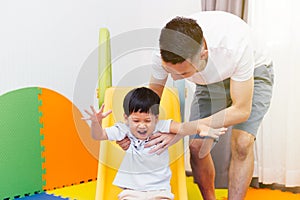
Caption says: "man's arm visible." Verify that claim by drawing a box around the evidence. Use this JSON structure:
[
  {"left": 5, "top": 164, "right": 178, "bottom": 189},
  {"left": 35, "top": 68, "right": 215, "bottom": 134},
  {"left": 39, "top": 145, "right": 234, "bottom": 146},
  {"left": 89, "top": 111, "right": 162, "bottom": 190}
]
[
  {"left": 169, "top": 120, "right": 227, "bottom": 139},
  {"left": 200, "top": 77, "right": 254, "bottom": 128},
  {"left": 150, "top": 77, "right": 253, "bottom": 133},
  {"left": 149, "top": 75, "right": 167, "bottom": 97},
  {"left": 145, "top": 78, "right": 253, "bottom": 154}
]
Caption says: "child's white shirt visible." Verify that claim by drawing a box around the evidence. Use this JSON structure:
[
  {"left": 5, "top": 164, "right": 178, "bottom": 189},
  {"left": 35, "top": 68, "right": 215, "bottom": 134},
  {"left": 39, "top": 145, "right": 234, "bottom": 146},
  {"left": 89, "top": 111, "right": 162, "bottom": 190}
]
[{"left": 105, "top": 120, "right": 172, "bottom": 191}]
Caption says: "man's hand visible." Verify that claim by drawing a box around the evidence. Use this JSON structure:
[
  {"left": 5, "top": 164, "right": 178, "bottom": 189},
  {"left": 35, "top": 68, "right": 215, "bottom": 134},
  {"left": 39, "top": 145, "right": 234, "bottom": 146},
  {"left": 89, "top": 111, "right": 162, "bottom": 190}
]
[
  {"left": 198, "top": 126, "right": 227, "bottom": 139},
  {"left": 116, "top": 136, "right": 131, "bottom": 151},
  {"left": 144, "top": 133, "right": 183, "bottom": 155}
]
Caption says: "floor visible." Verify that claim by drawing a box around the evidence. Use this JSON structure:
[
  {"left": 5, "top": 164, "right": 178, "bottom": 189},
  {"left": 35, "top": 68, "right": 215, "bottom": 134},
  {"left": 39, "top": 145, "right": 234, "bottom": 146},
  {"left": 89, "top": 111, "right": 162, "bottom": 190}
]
[{"left": 15, "top": 178, "right": 300, "bottom": 200}]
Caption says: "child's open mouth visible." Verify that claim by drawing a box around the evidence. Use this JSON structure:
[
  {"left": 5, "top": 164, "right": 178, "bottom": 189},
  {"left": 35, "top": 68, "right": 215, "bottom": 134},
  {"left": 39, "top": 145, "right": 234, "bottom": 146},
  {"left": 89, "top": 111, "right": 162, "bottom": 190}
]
[{"left": 137, "top": 130, "right": 147, "bottom": 135}]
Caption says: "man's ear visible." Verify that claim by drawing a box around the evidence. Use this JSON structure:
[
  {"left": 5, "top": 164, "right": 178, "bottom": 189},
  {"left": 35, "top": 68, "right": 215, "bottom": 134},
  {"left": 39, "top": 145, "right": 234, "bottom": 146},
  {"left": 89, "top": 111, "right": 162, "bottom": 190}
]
[
  {"left": 200, "top": 49, "right": 208, "bottom": 60},
  {"left": 200, "top": 38, "right": 208, "bottom": 60}
]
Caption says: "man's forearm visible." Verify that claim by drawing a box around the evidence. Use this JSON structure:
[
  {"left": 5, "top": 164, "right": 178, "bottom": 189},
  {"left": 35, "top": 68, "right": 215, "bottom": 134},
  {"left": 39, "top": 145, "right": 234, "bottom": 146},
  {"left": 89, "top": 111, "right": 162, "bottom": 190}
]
[
  {"left": 199, "top": 105, "right": 251, "bottom": 129},
  {"left": 174, "top": 105, "right": 250, "bottom": 135},
  {"left": 149, "top": 75, "right": 167, "bottom": 97}
]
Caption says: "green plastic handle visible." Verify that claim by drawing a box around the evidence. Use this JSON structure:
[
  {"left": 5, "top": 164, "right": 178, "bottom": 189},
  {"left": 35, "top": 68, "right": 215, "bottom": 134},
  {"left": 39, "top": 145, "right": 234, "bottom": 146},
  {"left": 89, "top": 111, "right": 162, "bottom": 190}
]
[{"left": 98, "top": 28, "right": 112, "bottom": 107}]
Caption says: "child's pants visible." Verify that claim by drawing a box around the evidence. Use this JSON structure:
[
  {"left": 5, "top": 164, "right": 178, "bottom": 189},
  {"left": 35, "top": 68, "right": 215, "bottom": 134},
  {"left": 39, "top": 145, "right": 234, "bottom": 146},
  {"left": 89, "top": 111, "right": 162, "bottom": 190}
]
[{"left": 118, "top": 189, "right": 174, "bottom": 200}]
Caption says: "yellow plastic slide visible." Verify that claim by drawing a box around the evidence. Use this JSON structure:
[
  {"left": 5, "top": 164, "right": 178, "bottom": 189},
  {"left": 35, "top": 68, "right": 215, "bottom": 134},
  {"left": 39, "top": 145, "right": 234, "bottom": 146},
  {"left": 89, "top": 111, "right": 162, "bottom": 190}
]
[{"left": 95, "top": 87, "right": 188, "bottom": 200}]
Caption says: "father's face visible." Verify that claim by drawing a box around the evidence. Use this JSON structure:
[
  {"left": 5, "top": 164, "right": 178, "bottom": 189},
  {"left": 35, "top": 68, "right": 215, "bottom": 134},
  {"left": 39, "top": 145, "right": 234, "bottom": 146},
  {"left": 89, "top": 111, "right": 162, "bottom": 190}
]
[{"left": 162, "top": 57, "right": 207, "bottom": 80}]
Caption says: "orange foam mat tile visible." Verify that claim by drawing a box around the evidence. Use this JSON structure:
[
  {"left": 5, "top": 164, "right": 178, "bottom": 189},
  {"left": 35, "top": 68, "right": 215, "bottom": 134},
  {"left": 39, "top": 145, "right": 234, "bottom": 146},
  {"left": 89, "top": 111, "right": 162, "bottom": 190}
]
[
  {"left": 40, "top": 88, "right": 99, "bottom": 190},
  {"left": 245, "top": 188, "right": 300, "bottom": 200},
  {"left": 46, "top": 181, "right": 97, "bottom": 200}
]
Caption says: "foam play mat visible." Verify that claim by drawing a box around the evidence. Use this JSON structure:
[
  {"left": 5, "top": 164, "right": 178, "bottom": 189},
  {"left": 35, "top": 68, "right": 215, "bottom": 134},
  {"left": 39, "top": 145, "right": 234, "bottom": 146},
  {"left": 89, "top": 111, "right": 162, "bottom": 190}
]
[
  {"left": 186, "top": 176, "right": 300, "bottom": 200},
  {"left": 0, "top": 87, "right": 98, "bottom": 199},
  {"left": 0, "top": 87, "right": 44, "bottom": 199}
]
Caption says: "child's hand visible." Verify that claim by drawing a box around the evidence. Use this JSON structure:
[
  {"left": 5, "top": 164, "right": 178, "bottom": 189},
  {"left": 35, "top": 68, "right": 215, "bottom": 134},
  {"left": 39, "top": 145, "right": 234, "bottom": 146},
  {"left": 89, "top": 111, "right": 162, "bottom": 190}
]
[
  {"left": 82, "top": 104, "right": 112, "bottom": 123},
  {"left": 199, "top": 125, "right": 227, "bottom": 139}
]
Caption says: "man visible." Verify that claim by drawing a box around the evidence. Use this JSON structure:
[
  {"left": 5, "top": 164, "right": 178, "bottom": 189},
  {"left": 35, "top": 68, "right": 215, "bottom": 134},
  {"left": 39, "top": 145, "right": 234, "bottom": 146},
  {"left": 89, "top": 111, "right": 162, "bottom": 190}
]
[{"left": 147, "top": 11, "right": 274, "bottom": 200}]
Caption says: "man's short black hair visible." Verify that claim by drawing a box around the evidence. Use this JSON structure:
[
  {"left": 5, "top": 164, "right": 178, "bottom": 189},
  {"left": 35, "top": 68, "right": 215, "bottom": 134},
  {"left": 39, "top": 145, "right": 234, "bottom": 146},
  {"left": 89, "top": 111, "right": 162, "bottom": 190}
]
[
  {"left": 123, "top": 87, "right": 160, "bottom": 116},
  {"left": 159, "top": 16, "right": 203, "bottom": 64}
]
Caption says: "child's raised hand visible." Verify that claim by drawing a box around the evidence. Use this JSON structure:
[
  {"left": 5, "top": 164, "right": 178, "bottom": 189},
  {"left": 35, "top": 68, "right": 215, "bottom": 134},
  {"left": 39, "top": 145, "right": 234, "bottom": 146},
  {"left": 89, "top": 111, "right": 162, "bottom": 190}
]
[{"left": 82, "top": 104, "right": 112, "bottom": 123}]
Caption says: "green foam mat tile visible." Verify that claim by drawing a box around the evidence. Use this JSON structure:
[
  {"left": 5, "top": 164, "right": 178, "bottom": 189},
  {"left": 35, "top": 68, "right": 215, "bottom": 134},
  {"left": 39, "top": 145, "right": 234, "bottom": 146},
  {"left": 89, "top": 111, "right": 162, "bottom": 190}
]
[{"left": 0, "top": 87, "right": 44, "bottom": 199}]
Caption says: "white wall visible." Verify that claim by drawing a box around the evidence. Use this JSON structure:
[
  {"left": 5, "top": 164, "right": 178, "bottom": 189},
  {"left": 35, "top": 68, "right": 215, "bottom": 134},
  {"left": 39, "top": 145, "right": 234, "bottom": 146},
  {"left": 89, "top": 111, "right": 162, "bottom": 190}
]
[{"left": 0, "top": 0, "right": 201, "bottom": 106}]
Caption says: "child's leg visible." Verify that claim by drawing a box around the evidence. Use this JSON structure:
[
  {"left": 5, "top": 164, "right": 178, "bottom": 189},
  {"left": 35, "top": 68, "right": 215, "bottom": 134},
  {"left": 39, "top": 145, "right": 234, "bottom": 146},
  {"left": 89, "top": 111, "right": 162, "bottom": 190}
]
[
  {"left": 118, "top": 189, "right": 145, "bottom": 200},
  {"left": 118, "top": 190, "right": 173, "bottom": 200},
  {"left": 146, "top": 190, "right": 174, "bottom": 200}
]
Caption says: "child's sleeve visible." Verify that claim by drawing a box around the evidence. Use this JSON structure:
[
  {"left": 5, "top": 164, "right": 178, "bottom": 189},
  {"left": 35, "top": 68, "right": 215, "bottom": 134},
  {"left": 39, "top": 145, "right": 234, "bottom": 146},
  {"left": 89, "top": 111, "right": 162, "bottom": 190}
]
[
  {"left": 155, "top": 119, "right": 172, "bottom": 133},
  {"left": 104, "top": 123, "right": 128, "bottom": 141}
]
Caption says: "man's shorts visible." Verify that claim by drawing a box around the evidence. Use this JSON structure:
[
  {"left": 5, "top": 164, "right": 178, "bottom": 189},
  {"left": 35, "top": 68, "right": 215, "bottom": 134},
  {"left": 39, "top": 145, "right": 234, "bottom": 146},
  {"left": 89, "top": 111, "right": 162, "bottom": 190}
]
[{"left": 190, "top": 63, "right": 274, "bottom": 139}]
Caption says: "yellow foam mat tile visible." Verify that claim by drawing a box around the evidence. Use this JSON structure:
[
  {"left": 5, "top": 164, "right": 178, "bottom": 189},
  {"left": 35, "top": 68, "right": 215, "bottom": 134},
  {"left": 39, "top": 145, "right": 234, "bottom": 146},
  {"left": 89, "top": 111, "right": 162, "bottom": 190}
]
[
  {"left": 215, "top": 189, "right": 228, "bottom": 200},
  {"left": 45, "top": 177, "right": 300, "bottom": 200},
  {"left": 186, "top": 176, "right": 227, "bottom": 200},
  {"left": 46, "top": 181, "right": 96, "bottom": 200}
]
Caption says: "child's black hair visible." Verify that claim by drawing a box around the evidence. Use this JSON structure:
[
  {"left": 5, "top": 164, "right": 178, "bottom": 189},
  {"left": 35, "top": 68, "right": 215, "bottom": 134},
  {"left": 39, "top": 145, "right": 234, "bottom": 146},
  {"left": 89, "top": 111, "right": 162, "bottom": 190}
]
[{"left": 123, "top": 87, "right": 160, "bottom": 116}]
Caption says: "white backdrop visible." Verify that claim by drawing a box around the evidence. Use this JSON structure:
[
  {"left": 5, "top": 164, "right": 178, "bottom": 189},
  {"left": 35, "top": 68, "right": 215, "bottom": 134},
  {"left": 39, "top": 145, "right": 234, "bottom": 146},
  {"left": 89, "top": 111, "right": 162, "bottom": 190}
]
[
  {"left": 3, "top": 0, "right": 299, "bottom": 187},
  {"left": 248, "top": 0, "right": 300, "bottom": 186},
  {"left": 0, "top": 0, "right": 201, "bottom": 103}
]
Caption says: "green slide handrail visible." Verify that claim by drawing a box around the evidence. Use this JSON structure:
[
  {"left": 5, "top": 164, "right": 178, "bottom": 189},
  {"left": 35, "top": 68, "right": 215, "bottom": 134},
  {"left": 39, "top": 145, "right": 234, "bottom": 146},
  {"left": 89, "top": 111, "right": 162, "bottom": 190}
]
[{"left": 98, "top": 28, "right": 112, "bottom": 107}]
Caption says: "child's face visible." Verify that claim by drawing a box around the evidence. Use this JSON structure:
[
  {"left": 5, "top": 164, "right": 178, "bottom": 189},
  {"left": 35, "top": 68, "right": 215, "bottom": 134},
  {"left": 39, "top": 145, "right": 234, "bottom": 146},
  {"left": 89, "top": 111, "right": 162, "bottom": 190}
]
[{"left": 125, "top": 111, "right": 158, "bottom": 140}]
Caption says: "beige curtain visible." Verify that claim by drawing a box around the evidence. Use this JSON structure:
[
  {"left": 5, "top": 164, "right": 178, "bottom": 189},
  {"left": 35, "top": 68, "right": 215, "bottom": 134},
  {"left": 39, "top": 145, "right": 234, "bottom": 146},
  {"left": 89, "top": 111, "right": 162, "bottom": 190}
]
[
  {"left": 202, "top": 0, "right": 248, "bottom": 21},
  {"left": 248, "top": 0, "right": 300, "bottom": 188}
]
